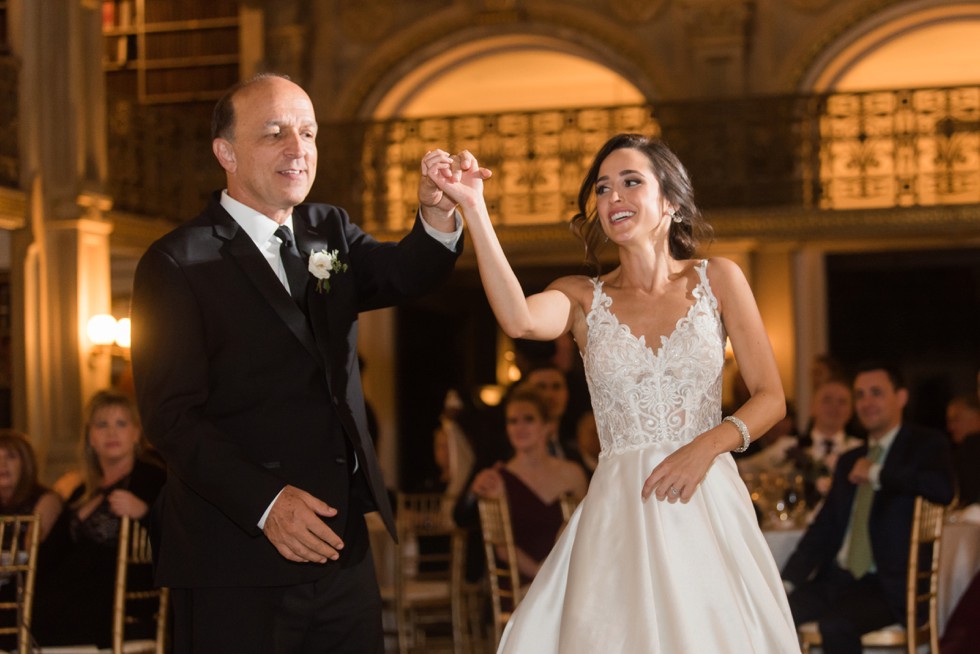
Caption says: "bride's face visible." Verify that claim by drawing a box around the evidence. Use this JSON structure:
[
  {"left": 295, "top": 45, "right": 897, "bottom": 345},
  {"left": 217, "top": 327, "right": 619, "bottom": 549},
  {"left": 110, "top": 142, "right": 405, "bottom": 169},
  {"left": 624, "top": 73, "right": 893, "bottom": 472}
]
[
  {"left": 594, "top": 147, "right": 673, "bottom": 246},
  {"left": 505, "top": 400, "right": 549, "bottom": 453}
]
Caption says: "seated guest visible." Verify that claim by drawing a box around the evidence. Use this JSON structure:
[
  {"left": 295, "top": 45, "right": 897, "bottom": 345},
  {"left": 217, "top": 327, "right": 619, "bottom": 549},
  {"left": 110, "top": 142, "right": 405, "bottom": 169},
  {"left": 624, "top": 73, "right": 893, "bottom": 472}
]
[
  {"left": 525, "top": 363, "right": 586, "bottom": 468},
  {"left": 793, "top": 379, "right": 863, "bottom": 507},
  {"left": 457, "top": 383, "right": 587, "bottom": 584},
  {"left": 781, "top": 363, "right": 954, "bottom": 654},
  {"left": 946, "top": 393, "right": 980, "bottom": 505},
  {"left": 32, "top": 389, "right": 165, "bottom": 648},
  {"left": 0, "top": 430, "right": 63, "bottom": 540},
  {"left": 0, "top": 430, "right": 64, "bottom": 651}
]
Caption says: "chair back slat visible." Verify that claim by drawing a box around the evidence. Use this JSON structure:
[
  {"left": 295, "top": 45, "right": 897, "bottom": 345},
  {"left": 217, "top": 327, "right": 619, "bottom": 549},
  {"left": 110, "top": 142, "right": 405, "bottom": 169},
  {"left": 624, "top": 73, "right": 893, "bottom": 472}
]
[
  {"left": 390, "top": 492, "right": 465, "bottom": 654},
  {"left": 0, "top": 513, "right": 41, "bottom": 654},
  {"left": 112, "top": 515, "right": 169, "bottom": 654},
  {"left": 477, "top": 496, "right": 522, "bottom": 647},
  {"left": 905, "top": 497, "right": 945, "bottom": 654}
]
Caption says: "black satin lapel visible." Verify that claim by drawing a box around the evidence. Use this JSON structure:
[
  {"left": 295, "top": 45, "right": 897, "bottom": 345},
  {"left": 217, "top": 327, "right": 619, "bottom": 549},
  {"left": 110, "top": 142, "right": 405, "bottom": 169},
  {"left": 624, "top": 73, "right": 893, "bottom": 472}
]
[
  {"left": 222, "top": 232, "right": 324, "bottom": 368},
  {"left": 295, "top": 219, "right": 350, "bottom": 393}
]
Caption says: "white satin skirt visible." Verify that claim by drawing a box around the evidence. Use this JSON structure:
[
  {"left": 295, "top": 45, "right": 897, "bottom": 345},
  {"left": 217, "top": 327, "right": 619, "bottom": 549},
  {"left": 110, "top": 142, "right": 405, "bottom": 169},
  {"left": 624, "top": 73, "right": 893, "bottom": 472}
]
[{"left": 497, "top": 444, "right": 801, "bottom": 653}]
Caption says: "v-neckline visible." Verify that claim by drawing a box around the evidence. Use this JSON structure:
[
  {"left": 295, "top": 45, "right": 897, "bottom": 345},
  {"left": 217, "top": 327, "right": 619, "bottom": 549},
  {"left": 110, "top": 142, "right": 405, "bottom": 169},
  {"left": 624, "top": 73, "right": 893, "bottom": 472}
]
[
  {"left": 593, "top": 276, "right": 705, "bottom": 361},
  {"left": 501, "top": 468, "right": 561, "bottom": 509}
]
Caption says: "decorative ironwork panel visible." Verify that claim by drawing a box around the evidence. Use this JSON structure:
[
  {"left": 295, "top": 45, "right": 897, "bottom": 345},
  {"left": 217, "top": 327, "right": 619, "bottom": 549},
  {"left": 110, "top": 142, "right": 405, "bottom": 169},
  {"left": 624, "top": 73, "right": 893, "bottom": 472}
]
[
  {"left": 354, "top": 106, "right": 659, "bottom": 231},
  {"left": 818, "top": 87, "right": 980, "bottom": 209},
  {"left": 653, "top": 95, "right": 821, "bottom": 210},
  {"left": 103, "top": 87, "right": 980, "bottom": 226}
]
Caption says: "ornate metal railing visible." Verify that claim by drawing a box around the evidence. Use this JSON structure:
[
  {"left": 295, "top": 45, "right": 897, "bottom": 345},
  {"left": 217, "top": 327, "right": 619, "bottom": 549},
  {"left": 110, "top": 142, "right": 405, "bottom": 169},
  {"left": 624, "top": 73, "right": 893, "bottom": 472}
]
[{"left": 97, "top": 85, "right": 980, "bottom": 225}]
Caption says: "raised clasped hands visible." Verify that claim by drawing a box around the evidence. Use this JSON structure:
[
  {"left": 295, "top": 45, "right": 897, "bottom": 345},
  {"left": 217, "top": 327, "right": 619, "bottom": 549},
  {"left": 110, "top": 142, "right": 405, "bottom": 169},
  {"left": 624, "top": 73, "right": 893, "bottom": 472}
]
[
  {"left": 262, "top": 485, "right": 344, "bottom": 564},
  {"left": 419, "top": 149, "right": 492, "bottom": 216},
  {"left": 641, "top": 436, "right": 716, "bottom": 504}
]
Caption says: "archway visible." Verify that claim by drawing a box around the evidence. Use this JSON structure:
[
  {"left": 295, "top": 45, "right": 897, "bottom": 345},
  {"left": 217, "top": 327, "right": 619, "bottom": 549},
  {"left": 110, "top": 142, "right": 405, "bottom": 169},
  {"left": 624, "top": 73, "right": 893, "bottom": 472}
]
[{"left": 373, "top": 41, "right": 644, "bottom": 118}]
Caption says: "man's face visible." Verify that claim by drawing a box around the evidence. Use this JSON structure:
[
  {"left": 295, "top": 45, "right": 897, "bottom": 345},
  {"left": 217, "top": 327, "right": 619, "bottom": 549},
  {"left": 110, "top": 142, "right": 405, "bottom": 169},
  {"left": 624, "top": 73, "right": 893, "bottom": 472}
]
[
  {"left": 214, "top": 77, "right": 318, "bottom": 222},
  {"left": 526, "top": 368, "right": 568, "bottom": 421},
  {"left": 946, "top": 401, "right": 980, "bottom": 445},
  {"left": 811, "top": 381, "right": 852, "bottom": 434},
  {"left": 853, "top": 370, "right": 907, "bottom": 438}
]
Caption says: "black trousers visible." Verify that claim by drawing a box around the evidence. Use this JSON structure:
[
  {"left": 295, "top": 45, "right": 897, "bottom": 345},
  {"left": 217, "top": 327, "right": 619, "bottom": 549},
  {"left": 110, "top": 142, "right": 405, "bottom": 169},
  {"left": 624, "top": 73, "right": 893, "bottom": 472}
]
[
  {"left": 170, "top": 525, "right": 383, "bottom": 653},
  {"left": 788, "top": 564, "right": 898, "bottom": 654}
]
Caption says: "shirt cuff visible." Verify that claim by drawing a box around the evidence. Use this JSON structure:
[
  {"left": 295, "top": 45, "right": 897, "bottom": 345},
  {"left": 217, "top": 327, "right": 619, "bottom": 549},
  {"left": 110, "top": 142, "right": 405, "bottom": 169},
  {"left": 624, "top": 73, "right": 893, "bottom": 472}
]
[
  {"left": 258, "top": 487, "right": 286, "bottom": 530},
  {"left": 419, "top": 209, "right": 463, "bottom": 250}
]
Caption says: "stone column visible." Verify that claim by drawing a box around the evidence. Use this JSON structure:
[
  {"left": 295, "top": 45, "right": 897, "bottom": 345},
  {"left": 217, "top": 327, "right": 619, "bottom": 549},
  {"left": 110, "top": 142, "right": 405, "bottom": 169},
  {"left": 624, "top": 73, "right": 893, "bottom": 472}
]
[{"left": 8, "top": 0, "right": 112, "bottom": 479}]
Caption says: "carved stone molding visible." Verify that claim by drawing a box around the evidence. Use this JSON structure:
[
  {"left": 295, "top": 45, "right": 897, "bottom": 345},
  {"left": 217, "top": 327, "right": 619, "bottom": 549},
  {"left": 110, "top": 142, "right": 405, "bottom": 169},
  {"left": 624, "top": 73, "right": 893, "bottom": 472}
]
[
  {"left": 789, "top": 0, "right": 834, "bottom": 13},
  {"left": 608, "top": 0, "right": 669, "bottom": 24},
  {"left": 680, "top": 0, "right": 754, "bottom": 41},
  {"left": 340, "top": 0, "right": 396, "bottom": 43}
]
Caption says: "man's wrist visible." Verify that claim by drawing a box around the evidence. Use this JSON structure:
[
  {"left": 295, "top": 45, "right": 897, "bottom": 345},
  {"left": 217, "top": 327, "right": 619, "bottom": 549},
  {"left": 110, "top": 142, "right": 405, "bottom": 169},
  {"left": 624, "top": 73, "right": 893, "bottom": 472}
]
[{"left": 419, "top": 205, "right": 457, "bottom": 232}]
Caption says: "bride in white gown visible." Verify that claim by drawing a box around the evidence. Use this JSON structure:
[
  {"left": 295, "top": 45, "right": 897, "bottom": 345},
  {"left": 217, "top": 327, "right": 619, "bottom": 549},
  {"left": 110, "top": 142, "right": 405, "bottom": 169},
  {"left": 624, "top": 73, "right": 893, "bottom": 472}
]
[{"left": 421, "top": 134, "right": 801, "bottom": 653}]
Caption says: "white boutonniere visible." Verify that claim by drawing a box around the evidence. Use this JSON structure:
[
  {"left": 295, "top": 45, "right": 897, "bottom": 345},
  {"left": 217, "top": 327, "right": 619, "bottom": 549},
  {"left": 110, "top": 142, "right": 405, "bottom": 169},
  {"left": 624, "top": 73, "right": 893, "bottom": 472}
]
[{"left": 308, "top": 249, "right": 348, "bottom": 294}]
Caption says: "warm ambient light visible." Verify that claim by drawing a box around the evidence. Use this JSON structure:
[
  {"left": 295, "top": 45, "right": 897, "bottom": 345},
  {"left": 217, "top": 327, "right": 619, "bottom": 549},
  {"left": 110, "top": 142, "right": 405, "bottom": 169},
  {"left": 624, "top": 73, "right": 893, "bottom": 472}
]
[
  {"left": 87, "top": 314, "right": 131, "bottom": 349},
  {"left": 114, "top": 318, "right": 131, "bottom": 349},
  {"left": 87, "top": 314, "right": 118, "bottom": 346},
  {"left": 478, "top": 384, "right": 505, "bottom": 407}
]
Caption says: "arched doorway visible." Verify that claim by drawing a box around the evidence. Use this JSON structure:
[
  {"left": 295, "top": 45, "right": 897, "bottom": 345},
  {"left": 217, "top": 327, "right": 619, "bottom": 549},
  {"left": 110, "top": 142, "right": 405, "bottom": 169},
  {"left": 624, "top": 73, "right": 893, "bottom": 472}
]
[{"left": 795, "top": 2, "right": 980, "bottom": 429}]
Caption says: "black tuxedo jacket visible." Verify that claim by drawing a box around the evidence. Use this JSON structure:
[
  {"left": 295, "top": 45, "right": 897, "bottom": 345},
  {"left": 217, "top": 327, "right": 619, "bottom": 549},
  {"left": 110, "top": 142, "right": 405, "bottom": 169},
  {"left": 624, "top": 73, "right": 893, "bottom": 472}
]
[
  {"left": 782, "top": 423, "right": 954, "bottom": 618},
  {"left": 131, "top": 194, "right": 460, "bottom": 588}
]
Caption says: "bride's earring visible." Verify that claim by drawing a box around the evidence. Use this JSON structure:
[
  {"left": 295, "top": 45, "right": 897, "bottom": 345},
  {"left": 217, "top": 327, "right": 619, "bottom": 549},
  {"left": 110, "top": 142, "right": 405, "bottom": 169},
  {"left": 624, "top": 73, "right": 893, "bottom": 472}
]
[{"left": 670, "top": 209, "right": 682, "bottom": 224}]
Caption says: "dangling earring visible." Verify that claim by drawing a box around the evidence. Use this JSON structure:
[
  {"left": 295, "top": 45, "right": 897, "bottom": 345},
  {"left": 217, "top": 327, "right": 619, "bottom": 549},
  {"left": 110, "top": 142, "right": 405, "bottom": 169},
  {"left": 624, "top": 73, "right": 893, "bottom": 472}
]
[{"left": 670, "top": 210, "right": 682, "bottom": 224}]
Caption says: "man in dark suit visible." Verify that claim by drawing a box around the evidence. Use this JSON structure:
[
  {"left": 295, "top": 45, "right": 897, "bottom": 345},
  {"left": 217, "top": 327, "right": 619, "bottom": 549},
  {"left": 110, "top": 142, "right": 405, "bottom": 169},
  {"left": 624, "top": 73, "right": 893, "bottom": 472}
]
[
  {"left": 781, "top": 363, "right": 954, "bottom": 654},
  {"left": 130, "top": 73, "right": 471, "bottom": 653}
]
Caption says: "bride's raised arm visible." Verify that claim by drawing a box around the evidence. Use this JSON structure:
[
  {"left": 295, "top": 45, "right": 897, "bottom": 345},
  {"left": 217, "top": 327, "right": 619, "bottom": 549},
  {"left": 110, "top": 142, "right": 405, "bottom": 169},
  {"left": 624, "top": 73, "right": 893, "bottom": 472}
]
[{"left": 421, "top": 148, "right": 573, "bottom": 340}]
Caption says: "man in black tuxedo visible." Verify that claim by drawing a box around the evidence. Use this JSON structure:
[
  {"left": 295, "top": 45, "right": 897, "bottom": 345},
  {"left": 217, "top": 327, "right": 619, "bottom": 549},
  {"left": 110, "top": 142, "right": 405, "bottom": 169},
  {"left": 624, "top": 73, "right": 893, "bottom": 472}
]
[
  {"left": 130, "top": 74, "right": 470, "bottom": 652},
  {"left": 781, "top": 363, "right": 954, "bottom": 654}
]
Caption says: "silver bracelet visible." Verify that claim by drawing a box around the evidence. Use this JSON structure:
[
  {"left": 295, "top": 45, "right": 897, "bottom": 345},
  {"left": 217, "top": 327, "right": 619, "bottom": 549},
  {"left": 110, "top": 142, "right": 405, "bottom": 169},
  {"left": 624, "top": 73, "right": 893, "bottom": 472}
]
[{"left": 723, "top": 415, "right": 751, "bottom": 453}]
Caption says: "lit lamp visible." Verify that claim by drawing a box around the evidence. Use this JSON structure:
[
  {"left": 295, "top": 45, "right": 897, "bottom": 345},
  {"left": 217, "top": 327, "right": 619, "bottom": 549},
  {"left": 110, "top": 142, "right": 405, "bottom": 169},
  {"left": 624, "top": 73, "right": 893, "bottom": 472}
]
[{"left": 87, "top": 314, "right": 132, "bottom": 367}]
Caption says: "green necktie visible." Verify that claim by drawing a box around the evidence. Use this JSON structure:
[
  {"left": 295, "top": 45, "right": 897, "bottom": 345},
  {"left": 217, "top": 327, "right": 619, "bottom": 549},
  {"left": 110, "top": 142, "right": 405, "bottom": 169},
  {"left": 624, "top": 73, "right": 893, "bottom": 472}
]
[{"left": 845, "top": 443, "right": 883, "bottom": 578}]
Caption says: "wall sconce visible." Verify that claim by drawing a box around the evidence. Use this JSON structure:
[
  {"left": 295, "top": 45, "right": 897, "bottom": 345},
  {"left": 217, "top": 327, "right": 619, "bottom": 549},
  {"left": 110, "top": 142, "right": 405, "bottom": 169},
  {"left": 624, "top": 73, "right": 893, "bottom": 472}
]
[{"left": 87, "top": 314, "right": 131, "bottom": 366}]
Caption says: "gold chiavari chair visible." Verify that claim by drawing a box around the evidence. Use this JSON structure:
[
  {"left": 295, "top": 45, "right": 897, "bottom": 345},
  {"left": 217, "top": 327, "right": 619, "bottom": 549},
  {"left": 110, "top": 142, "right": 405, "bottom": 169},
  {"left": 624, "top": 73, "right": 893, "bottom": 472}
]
[
  {"left": 109, "top": 515, "right": 168, "bottom": 654},
  {"left": 0, "top": 514, "right": 41, "bottom": 654},
  {"left": 477, "top": 496, "right": 521, "bottom": 648},
  {"left": 381, "top": 493, "right": 466, "bottom": 654},
  {"left": 799, "top": 497, "right": 946, "bottom": 654}
]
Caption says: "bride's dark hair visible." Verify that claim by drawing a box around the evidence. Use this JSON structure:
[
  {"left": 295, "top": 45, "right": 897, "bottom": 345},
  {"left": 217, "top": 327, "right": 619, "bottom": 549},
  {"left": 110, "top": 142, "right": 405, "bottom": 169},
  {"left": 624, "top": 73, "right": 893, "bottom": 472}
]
[{"left": 570, "top": 133, "right": 712, "bottom": 273}]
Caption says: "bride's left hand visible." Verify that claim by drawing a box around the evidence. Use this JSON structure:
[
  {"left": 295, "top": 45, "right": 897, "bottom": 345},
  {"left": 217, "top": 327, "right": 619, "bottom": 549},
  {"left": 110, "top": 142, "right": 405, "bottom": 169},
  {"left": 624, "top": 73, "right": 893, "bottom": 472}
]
[{"left": 642, "top": 437, "right": 718, "bottom": 503}]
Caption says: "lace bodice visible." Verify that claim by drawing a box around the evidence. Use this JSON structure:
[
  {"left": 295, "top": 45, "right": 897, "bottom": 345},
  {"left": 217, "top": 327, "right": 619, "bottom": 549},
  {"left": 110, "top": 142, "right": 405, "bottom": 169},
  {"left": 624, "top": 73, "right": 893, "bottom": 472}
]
[{"left": 584, "top": 260, "right": 726, "bottom": 457}]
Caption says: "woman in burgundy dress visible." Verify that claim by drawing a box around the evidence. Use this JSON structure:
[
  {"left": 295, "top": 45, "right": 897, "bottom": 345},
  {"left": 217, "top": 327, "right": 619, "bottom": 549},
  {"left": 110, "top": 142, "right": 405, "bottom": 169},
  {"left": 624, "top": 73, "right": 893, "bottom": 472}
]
[{"left": 467, "top": 383, "right": 588, "bottom": 583}]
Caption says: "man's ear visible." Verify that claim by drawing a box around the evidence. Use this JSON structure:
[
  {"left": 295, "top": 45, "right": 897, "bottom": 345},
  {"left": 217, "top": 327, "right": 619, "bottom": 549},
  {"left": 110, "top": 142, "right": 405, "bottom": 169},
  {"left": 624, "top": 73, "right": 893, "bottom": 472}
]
[{"left": 213, "top": 138, "right": 236, "bottom": 173}]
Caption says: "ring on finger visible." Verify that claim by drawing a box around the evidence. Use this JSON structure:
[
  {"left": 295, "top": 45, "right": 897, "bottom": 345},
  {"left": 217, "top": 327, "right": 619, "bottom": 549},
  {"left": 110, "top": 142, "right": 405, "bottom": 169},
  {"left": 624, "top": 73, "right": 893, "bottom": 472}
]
[{"left": 669, "top": 486, "right": 680, "bottom": 496}]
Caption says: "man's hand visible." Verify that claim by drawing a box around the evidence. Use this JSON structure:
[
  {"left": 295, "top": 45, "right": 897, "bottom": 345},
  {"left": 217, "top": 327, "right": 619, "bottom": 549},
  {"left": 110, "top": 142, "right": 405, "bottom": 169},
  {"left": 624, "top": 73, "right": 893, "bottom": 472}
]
[
  {"left": 263, "top": 485, "right": 343, "bottom": 563},
  {"left": 848, "top": 457, "right": 873, "bottom": 485},
  {"left": 418, "top": 149, "right": 492, "bottom": 231}
]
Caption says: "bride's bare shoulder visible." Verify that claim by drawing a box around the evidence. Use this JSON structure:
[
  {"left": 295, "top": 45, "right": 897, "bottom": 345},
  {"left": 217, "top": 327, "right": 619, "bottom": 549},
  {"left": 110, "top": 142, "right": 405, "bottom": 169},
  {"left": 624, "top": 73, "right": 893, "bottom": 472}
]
[{"left": 546, "top": 274, "right": 595, "bottom": 304}]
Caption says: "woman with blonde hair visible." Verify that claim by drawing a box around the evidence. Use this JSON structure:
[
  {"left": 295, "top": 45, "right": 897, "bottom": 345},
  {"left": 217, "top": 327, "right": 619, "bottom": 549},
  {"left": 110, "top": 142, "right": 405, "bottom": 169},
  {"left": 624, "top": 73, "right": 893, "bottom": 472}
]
[{"left": 33, "top": 389, "right": 165, "bottom": 648}]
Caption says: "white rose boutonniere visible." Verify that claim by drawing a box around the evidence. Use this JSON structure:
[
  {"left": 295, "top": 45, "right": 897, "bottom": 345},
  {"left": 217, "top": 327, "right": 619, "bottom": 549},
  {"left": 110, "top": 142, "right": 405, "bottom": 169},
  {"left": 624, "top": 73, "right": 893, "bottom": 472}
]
[{"left": 308, "top": 249, "right": 348, "bottom": 294}]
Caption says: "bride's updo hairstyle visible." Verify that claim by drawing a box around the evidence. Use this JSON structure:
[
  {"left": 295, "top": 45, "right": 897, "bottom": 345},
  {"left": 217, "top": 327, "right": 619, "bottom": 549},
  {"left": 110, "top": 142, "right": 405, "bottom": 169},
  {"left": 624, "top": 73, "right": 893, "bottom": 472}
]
[{"left": 570, "top": 133, "right": 712, "bottom": 273}]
